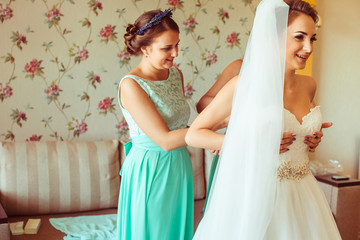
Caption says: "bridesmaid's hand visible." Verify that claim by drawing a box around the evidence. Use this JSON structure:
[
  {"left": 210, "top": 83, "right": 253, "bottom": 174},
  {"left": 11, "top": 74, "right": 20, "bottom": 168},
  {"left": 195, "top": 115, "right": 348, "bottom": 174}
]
[
  {"left": 280, "top": 132, "right": 296, "bottom": 154},
  {"left": 304, "top": 122, "right": 333, "bottom": 152},
  {"left": 207, "top": 149, "right": 220, "bottom": 155}
]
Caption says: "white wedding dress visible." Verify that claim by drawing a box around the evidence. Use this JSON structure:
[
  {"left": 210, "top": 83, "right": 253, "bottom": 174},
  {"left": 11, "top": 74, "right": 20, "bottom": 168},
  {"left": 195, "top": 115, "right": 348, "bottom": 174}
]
[
  {"left": 264, "top": 106, "right": 341, "bottom": 239},
  {"left": 193, "top": 0, "right": 342, "bottom": 239},
  {"left": 194, "top": 106, "right": 342, "bottom": 240}
]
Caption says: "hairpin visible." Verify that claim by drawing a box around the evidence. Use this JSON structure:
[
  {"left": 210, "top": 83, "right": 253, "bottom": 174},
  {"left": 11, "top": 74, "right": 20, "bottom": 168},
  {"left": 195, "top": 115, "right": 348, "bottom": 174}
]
[{"left": 137, "top": 9, "right": 173, "bottom": 35}]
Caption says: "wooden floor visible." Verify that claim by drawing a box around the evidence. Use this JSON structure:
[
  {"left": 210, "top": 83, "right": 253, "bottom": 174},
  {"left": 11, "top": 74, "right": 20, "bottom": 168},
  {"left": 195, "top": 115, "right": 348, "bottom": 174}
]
[{"left": 8, "top": 199, "right": 206, "bottom": 240}]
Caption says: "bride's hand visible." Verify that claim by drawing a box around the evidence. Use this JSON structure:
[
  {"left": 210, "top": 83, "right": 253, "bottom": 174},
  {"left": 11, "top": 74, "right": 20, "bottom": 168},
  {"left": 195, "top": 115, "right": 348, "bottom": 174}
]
[
  {"left": 304, "top": 122, "right": 332, "bottom": 152},
  {"left": 280, "top": 132, "right": 296, "bottom": 154}
]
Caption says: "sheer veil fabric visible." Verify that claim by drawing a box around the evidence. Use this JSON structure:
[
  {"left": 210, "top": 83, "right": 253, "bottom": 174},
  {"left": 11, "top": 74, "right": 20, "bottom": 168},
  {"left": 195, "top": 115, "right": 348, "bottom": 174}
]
[{"left": 193, "top": 0, "right": 289, "bottom": 239}]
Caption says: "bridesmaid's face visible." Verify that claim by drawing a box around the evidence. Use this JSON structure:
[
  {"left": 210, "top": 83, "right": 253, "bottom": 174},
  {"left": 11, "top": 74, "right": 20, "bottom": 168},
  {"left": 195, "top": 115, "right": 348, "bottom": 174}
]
[
  {"left": 285, "top": 13, "right": 317, "bottom": 71},
  {"left": 143, "top": 30, "right": 180, "bottom": 70}
]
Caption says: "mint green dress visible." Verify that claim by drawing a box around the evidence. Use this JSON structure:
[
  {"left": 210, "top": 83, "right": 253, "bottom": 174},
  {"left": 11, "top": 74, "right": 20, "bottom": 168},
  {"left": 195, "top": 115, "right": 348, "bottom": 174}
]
[{"left": 117, "top": 67, "right": 194, "bottom": 240}]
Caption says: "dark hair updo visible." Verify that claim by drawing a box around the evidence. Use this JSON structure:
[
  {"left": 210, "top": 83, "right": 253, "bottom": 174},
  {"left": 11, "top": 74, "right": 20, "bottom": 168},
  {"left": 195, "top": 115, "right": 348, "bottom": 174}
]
[
  {"left": 124, "top": 10, "right": 179, "bottom": 56},
  {"left": 284, "top": 0, "right": 318, "bottom": 25}
]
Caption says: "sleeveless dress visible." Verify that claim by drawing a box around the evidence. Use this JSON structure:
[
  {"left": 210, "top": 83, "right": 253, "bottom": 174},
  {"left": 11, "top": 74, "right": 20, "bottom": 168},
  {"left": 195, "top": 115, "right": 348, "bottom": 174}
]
[
  {"left": 264, "top": 106, "right": 342, "bottom": 239},
  {"left": 116, "top": 67, "right": 194, "bottom": 240}
]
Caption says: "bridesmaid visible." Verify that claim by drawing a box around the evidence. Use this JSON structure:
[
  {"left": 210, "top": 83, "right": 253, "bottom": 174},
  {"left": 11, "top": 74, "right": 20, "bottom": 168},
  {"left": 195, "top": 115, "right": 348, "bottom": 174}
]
[{"left": 116, "top": 9, "right": 193, "bottom": 240}]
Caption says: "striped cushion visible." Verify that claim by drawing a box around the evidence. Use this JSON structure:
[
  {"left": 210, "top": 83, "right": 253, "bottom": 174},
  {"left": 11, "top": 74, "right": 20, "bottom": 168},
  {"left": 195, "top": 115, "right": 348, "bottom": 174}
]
[{"left": 0, "top": 140, "right": 120, "bottom": 216}]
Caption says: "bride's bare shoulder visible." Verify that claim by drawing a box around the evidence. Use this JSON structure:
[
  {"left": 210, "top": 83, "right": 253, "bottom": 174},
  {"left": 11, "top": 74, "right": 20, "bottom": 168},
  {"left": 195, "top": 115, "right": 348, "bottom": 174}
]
[{"left": 296, "top": 74, "right": 317, "bottom": 99}]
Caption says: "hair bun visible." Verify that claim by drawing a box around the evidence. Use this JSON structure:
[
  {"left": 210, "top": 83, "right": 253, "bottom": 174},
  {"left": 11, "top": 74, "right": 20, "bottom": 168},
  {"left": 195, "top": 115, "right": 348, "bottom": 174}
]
[{"left": 126, "top": 24, "right": 139, "bottom": 35}]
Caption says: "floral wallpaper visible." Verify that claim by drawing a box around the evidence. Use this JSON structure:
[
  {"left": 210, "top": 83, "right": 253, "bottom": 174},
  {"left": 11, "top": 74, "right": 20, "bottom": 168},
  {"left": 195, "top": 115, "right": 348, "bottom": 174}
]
[{"left": 0, "top": 0, "right": 260, "bottom": 142}]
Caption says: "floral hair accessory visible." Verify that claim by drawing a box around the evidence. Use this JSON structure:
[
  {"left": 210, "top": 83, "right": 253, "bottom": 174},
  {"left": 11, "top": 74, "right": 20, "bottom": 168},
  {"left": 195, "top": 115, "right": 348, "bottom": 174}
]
[{"left": 137, "top": 9, "right": 173, "bottom": 35}]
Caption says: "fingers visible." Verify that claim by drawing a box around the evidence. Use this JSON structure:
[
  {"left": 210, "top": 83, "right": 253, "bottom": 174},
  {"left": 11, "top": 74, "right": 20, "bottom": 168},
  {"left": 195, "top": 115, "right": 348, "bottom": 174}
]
[
  {"left": 304, "top": 122, "right": 331, "bottom": 152},
  {"left": 207, "top": 149, "right": 220, "bottom": 155},
  {"left": 304, "top": 134, "right": 321, "bottom": 152},
  {"left": 307, "top": 146, "right": 316, "bottom": 152},
  {"left": 280, "top": 126, "right": 329, "bottom": 153},
  {"left": 304, "top": 134, "right": 321, "bottom": 144},
  {"left": 313, "top": 130, "right": 323, "bottom": 138},
  {"left": 279, "top": 148, "right": 289, "bottom": 154},
  {"left": 321, "top": 122, "right": 333, "bottom": 129},
  {"left": 282, "top": 132, "right": 295, "bottom": 138},
  {"left": 280, "top": 132, "right": 296, "bottom": 154},
  {"left": 281, "top": 132, "right": 295, "bottom": 145},
  {"left": 304, "top": 137, "right": 320, "bottom": 147}
]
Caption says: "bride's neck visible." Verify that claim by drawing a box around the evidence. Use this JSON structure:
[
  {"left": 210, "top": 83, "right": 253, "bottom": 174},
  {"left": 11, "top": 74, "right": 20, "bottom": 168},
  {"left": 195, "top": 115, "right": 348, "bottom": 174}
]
[{"left": 284, "top": 69, "right": 296, "bottom": 89}]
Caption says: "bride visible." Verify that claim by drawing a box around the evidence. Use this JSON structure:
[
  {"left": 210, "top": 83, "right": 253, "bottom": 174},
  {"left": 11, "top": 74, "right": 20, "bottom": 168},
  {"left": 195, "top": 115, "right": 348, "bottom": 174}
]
[{"left": 186, "top": 0, "right": 342, "bottom": 239}]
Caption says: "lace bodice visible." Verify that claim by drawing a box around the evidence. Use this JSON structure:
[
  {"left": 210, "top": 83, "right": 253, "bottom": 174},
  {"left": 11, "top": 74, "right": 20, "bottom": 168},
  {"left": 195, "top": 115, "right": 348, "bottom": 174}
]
[
  {"left": 278, "top": 106, "right": 322, "bottom": 180},
  {"left": 118, "top": 67, "right": 190, "bottom": 138}
]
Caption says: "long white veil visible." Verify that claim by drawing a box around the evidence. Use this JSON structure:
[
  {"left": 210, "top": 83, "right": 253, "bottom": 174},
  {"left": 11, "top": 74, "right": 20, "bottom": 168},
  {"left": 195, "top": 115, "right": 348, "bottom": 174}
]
[{"left": 193, "top": 0, "right": 289, "bottom": 239}]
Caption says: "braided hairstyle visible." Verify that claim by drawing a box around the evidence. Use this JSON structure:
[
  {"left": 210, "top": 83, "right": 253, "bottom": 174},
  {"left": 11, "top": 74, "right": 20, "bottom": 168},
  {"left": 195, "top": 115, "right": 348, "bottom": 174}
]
[
  {"left": 124, "top": 10, "right": 179, "bottom": 56},
  {"left": 284, "top": 0, "right": 318, "bottom": 24}
]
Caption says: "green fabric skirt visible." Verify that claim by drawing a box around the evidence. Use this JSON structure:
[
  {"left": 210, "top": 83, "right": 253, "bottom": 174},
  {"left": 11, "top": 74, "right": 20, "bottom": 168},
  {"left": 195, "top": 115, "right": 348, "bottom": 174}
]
[
  {"left": 117, "top": 135, "right": 194, "bottom": 240},
  {"left": 203, "top": 155, "right": 219, "bottom": 213}
]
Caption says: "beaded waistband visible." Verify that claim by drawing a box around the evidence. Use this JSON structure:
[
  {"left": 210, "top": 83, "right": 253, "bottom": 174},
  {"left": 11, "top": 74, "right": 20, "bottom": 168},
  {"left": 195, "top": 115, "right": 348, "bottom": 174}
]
[{"left": 277, "top": 161, "right": 311, "bottom": 181}]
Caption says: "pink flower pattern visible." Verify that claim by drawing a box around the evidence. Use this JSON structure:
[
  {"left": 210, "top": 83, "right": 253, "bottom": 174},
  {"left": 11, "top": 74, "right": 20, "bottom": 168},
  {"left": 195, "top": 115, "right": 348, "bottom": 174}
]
[
  {"left": 89, "top": 0, "right": 103, "bottom": 15},
  {"left": 68, "top": 119, "right": 88, "bottom": 137},
  {"left": 0, "top": 83, "right": 13, "bottom": 101},
  {"left": 69, "top": 45, "right": 89, "bottom": 63},
  {"left": 0, "top": 1, "right": 252, "bottom": 142},
  {"left": 87, "top": 71, "right": 101, "bottom": 89},
  {"left": 168, "top": 0, "right": 178, "bottom": 7},
  {"left": 26, "top": 134, "right": 42, "bottom": 142},
  {"left": 93, "top": 74, "right": 100, "bottom": 83},
  {"left": 99, "top": 24, "right": 117, "bottom": 43},
  {"left": 10, "top": 31, "right": 27, "bottom": 50},
  {"left": 218, "top": 8, "right": 229, "bottom": 23},
  {"left": 167, "top": 0, "right": 184, "bottom": 9},
  {"left": 203, "top": 50, "right": 217, "bottom": 66},
  {"left": 98, "top": 97, "right": 115, "bottom": 114},
  {"left": 18, "top": 111, "right": 26, "bottom": 121},
  {"left": 118, "top": 50, "right": 131, "bottom": 67},
  {"left": 184, "top": 83, "right": 195, "bottom": 99},
  {"left": 226, "top": 32, "right": 240, "bottom": 48},
  {"left": 0, "top": 3, "right": 13, "bottom": 22},
  {"left": 24, "top": 59, "right": 44, "bottom": 79},
  {"left": 116, "top": 120, "right": 129, "bottom": 135},
  {"left": 45, "top": 83, "right": 62, "bottom": 103},
  {"left": 183, "top": 17, "right": 197, "bottom": 34},
  {"left": 11, "top": 109, "right": 27, "bottom": 127},
  {"left": 45, "top": 7, "right": 62, "bottom": 28}
]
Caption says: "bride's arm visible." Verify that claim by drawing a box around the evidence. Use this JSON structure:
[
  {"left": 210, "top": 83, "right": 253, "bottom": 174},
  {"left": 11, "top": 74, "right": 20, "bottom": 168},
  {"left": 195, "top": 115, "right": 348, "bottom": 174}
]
[{"left": 185, "top": 76, "right": 237, "bottom": 150}]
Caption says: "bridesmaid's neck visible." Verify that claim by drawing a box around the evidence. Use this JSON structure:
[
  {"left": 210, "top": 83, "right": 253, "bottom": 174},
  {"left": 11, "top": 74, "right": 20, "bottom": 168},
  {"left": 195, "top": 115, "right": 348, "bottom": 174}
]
[{"left": 135, "top": 58, "right": 169, "bottom": 81}]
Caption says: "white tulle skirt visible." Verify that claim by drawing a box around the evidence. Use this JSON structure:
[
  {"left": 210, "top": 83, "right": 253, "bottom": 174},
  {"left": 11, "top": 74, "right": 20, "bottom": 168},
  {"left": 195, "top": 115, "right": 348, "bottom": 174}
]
[{"left": 264, "top": 174, "right": 341, "bottom": 240}]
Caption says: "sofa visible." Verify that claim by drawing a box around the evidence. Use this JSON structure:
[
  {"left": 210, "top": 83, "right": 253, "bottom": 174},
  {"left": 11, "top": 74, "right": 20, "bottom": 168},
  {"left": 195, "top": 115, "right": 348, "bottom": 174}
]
[{"left": 0, "top": 140, "right": 212, "bottom": 240}]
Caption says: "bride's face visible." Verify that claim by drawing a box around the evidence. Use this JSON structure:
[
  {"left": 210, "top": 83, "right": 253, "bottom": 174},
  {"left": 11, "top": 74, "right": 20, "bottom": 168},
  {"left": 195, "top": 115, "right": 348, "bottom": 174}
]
[{"left": 285, "top": 13, "right": 317, "bottom": 71}]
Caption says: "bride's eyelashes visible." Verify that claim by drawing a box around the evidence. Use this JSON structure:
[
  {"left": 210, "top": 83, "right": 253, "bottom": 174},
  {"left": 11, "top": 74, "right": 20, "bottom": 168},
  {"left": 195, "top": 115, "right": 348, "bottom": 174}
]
[{"left": 294, "top": 34, "right": 317, "bottom": 42}]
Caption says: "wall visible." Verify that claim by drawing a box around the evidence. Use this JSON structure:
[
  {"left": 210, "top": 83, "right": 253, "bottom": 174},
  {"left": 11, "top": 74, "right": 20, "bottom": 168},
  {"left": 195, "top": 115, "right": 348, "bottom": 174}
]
[
  {"left": 312, "top": 0, "right": 360, "bottom": 178},
  {"left": 2, "top": 0, "right": 359, "bottom": 177},
  {"left": 0, "top": 0, "right": 260, "bottom": 142}
]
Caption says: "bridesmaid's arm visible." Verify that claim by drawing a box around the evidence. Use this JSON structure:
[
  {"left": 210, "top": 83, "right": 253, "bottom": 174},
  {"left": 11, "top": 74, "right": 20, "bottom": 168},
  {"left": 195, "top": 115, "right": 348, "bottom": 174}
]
[
  {"left": 120, "top": 78, "right": 187, "bottom": 152},
  {"left": 196, "top": 59, "right": 242, "bottom": 113},
  {"left": 186, "top": 76, "right": 237, "bottom": 150}
]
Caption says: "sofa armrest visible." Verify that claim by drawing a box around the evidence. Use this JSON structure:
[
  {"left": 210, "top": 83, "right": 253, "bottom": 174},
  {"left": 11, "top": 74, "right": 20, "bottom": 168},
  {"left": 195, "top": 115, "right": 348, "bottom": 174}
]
[
  {"left": 0, "top": 201, "right": 10, "bottom": 240},
  {"left": 0, "top": 201, "right": 8, "bottom": 223}
]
